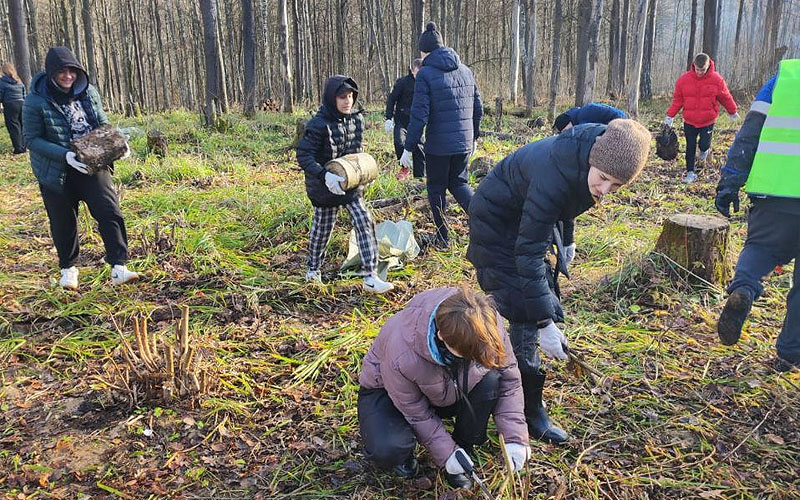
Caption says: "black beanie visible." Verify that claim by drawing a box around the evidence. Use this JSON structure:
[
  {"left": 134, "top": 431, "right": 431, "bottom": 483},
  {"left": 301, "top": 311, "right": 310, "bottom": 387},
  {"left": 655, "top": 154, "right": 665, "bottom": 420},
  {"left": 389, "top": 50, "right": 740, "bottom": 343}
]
[
  {"left": 418, "top": 22, "right": 443, "bottom": 53},
  {"left": 553, "top": 113, "right": 572, "bottom": 132}
]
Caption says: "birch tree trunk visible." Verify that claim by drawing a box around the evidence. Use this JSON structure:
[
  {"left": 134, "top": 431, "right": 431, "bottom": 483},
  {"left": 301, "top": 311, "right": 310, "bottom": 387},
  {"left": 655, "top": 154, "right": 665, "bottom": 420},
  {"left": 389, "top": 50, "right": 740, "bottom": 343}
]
[
  {"left": 278, "top": 0, "right": 294, "bottom": 112},
  {"left": 510, "top": 0, "right": 521, "bottom": 103},
  {"left": 627, "top": 0, "right": 650, "bottom": 117},
  {"left": 522, "top": 0, "right": 537, "bottom": 114},
  {"left": 549, "top": 0, "right": 563, "bottom": 120}
]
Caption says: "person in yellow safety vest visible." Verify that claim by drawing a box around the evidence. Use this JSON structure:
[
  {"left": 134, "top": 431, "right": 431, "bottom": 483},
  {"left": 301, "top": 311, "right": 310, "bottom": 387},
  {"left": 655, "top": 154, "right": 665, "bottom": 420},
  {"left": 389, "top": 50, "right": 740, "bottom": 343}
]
[{"left": 715, "top": 59, "right": 800, "bottom": 372}]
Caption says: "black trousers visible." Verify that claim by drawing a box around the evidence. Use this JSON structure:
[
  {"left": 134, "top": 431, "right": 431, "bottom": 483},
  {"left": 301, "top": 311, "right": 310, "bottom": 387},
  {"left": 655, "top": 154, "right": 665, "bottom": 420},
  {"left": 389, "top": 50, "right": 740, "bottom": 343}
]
[
  {"left": 358, "top": 370, "right": 501, "bottom": 468},
  {"left": 39, "top": 168, "right": 129, "bottom": 268},
  {"left": 3, "top": 100, "right": 25, "bottom": 153},
  {"left": 683, "top": 123, "right": 713, "bottom": 172},
  {"left": 393, "top": 122, "right": 425, "bottom": 178},
  {"left": 426, "top": 152, "right": 473, "bottom": 243},
  {"left": 728, "top": 202, "right": 800, "bottom": 365}
]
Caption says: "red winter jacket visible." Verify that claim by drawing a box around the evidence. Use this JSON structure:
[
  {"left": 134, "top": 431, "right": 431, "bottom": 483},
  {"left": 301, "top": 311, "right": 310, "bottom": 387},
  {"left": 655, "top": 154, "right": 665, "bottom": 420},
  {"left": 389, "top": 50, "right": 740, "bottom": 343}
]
[{"left": 666, "top": 59, "right": 737, "bottom": 128}]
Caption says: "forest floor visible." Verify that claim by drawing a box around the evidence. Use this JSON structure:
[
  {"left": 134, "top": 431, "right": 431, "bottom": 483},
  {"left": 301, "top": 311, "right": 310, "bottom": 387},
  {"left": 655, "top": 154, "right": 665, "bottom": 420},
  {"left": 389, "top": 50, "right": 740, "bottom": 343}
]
[{"left": 1, "top": 102, "right": 798, "bottom": 500}]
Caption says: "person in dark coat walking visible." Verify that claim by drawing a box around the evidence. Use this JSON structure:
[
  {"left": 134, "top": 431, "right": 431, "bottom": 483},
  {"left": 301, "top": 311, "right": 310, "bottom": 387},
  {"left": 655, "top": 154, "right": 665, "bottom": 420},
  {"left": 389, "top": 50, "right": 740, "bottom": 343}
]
[
  {"left": 296, "top": 75, "right": 393, "bottom": 294},
  {"left": 467, "top": 119, "right": 651, "bottom": 444},
  {"left": 714, "top": 60, "right": 800, "bottom": 372},
  {"left": 385, "top": 59, "right": 425, "bottom": 180},
  {"left": 358, "top": 287, "right": 529, "bottom": 489},
  {"left": 553, "top": 102, "right": 627, "bottom": 134},
  {"left": 23, "top": 46, "right": 137, "bottom": 290},
  {"left": 400, "top": 22, "right": 483, "bottom": 249},
  {"left": 0, "top": 63, "right": 27, "bottom": 154}
]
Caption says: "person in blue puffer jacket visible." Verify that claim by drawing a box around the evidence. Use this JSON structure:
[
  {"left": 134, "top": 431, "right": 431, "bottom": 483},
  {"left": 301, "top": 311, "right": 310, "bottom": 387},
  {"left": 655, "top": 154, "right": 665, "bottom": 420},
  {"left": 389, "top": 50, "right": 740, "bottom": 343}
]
[
  {"left": 0, "top": 62, "right": 27, "bottom": 153},
  {"left": 399, "top": 22, "right": 483, "bottom": 249},
  {"left": 552, "top": 102, "right": 627, "bottom": 134}
]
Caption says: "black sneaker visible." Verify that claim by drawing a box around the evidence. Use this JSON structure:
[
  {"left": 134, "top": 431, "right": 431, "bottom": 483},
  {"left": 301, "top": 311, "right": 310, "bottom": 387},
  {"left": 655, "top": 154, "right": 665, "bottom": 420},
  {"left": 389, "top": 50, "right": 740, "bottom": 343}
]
[
  {"left": 392, "top": 456, "right": 418, "bottom": 479},
  {"left": 775, "top": 357, "right": 799, "bottom": 373},
  {"left": 444, "top": 471, "right": 473, "bottom": 489},
  {"left": 717, "top": 288, "right": 754, "bottom": 346}
]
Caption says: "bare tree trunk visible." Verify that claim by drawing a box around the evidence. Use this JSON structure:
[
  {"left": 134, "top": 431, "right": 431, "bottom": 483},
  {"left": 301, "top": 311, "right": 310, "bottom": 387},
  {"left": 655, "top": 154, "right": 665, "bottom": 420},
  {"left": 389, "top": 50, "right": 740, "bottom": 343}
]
[
  {"left": 584, "top": 0, "right": 604, "bottom": 102},
  {"left": 702, "top": 0, "right": 719, "bottom": 60},
  {"left": 243, "top": 0, "right": 256, "bottom": 116},
  {"left": 510, "top": 0, "right": 521, "bottom": 103},
  {"left": 639, "top": 0, "right": 657, "bottom": 100},
  {"left": 199, "top": 0, "right": 221, "bottom": 123},
  {"left": 522, "top": 0, "right": 537, "bottom": 114},
  {"left": 81, "top": 0, "right": 96, "bottom": 85},
  {"left": 411, "top": 0, "right": 425, "bottom": 58},
  {"left": 627, "top": 0, "right": 650, "bottom": 117},
  {"left": 549, "top": 0, "right": 563, "bottom": 120},
  {"left": 71, "top": 0, "right": 83, "bottom": 62},
  {"left": 574, "top": 0, "right": 591, "bottom": 105},
  {"left": 366, "top": 0, "right": 389, "bottom": 94},
  {"left": 8, "top": 0, "right": 31, "bottom": 86},
  {"left": 24, "top": 0, "right": 41, "bottom": 73},
  {"left": 336, "top": 0, "right": 347, "bottom": 73},
  {"left": 278, "top": 0, "right": 294, "bottom": 112},
  {"left": 617, "top": 0, "right": 630, "bottom": 93},
  {"left": 607, "top": 0, "right": 620, "bottom": 95},
  {"left": 687, "top": 0, "right": 698, "bottom": 67},
  {"left": 453, "top": 0, "right": 462, "bottom": 53},
  {"left": 215, "top": 8, "right": 229, "bottom": 113}
]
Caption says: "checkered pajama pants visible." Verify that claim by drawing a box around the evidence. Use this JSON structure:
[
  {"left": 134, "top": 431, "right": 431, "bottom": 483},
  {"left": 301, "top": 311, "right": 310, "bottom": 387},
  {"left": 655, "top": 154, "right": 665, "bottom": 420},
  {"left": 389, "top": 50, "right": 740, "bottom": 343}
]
[{"left": 307, "top": 197, "right": 378, "bottom": 274}]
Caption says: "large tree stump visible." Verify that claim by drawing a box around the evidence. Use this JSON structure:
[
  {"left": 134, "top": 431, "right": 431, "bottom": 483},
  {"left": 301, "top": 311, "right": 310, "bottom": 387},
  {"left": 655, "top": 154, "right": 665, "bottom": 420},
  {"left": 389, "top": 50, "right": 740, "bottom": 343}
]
[
  {"left": 147, "top": 129, "right": 168, "bottom": 158},
  {"left": 654, "top": 214, "right": 731, "bottom": 285}
]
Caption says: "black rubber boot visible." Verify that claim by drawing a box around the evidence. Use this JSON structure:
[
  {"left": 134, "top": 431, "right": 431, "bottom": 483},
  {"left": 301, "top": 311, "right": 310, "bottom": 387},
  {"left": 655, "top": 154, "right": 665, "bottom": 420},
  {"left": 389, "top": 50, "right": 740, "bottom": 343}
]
[
  {"left": 521, "top": 371, "right": 569, "bottom": 445},
  {"left": 444, "top": 471, "right": 473, "bottom": 489},
  {"left": 718, "top": 288, "right": 754, "bottom": 345},
  {"left": 392, "top": 455, "right": 418, "bottom": 479}
]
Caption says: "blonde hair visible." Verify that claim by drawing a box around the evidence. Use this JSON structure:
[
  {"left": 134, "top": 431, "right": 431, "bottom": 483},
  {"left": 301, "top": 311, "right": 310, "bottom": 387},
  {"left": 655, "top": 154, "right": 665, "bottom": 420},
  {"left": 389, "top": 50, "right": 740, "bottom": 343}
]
[
  {"left": 1, "top": 63, "right": 20, "bottom": 82},
  {"left": 435, "top": 287, "right": 506, "bottom": 369}
]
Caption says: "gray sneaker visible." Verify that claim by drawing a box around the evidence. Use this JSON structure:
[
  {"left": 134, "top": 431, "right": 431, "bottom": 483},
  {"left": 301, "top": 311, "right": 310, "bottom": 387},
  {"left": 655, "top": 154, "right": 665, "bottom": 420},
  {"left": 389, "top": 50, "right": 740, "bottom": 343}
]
[{"left": 683, "top": 171, "right": 698, "bottom": 183}]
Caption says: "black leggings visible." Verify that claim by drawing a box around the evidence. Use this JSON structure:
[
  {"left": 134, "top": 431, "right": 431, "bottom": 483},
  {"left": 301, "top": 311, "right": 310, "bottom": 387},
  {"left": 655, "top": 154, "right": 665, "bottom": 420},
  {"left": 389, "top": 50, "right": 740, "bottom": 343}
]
[
  {"left": 358, "top": 370, "right": 501, "bottom": 468},
  {"left": 3, "top": 100, "right": 25, "bottom": 153}
]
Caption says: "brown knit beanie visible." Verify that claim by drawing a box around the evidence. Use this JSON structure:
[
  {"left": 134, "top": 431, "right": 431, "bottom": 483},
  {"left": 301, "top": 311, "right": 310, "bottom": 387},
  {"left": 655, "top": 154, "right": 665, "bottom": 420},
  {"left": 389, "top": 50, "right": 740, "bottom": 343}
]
[{"left": 588, "top": 119, "right": 651, "bottom": 184}]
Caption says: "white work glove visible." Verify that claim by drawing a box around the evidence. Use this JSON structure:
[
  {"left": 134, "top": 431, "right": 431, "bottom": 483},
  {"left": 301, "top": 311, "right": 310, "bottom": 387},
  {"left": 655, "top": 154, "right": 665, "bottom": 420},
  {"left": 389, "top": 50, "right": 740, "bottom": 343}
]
[
  {"left": 728, "top": 112, "right": 740, "bottom": 121},
  {"left": 471, "top": 142, "right": 478, "bottom": 158},
  {"left": 384, "top": 119, "right": 394, "bottom": 133},
  {"left": 399, "top": 149, "right": 413, "bottom": 168},
  {"left": 65, "top": 151, "right": 90, "bottom": 174},
  {"left": 445, "top": 448, "right": 472, "bottom": 475},
  {"left": 120, "top": 143, "right": 131, "bottom": 160},
  {"left": 564, "top": 243, "right": 576, "bottom": 267},
  {"left": 504, "top": 443, "right": 531, "bottom": 473},
  {"left": 324, "top": 171, "right": 346, "bottom": 195},
  {"left": 539, "top": 322, "right": 568, "bottom": 361},
  {"left": 664, "top": 116, "right": 674, "bottom": 127}
]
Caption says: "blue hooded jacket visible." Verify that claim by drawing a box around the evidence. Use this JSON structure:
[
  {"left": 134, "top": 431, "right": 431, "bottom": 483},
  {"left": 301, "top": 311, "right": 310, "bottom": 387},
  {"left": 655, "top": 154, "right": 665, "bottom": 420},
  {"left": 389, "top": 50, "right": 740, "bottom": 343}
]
[
  {"left": 563, "top": 103, "right": 626, "bottom": 127},
  {"left": 404, "top": 47, "right": 482, "bottom": 156}
]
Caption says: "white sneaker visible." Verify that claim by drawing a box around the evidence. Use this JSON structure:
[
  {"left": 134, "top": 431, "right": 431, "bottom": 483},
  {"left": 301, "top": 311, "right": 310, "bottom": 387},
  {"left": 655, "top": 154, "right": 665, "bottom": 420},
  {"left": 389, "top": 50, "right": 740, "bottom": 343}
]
[
  {"left": 683, "top": 171, "right": 698, "bottom": 184},
  {"left": 111, "top": 264, "right": 139, "bottom": 285},
  {"left": 363, "top": 273, "right": 394, "bottom": 294},
  {"left": 305, "top": 269, "right": 323, "bottom": 283},
  {"left": 59, "top": 266, "right": 79, "bottom": 289}
]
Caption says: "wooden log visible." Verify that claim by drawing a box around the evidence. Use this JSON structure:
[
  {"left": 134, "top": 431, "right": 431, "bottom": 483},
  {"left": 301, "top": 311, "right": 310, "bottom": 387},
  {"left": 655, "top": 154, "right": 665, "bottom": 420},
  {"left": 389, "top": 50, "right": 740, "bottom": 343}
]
[
  {"left": 654, "top": 214, "right": 731, "bottom": 285},
  {"left": 147, "top": 129, "right": 168, "bottom": 157}
]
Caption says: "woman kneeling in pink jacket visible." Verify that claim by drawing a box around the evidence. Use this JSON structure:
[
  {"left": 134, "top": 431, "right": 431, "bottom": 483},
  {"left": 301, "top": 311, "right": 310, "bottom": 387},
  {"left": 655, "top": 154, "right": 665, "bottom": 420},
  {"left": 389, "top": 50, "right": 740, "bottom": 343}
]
[{"left": 358, "top": 287, "right": 530, "bottom": 489}]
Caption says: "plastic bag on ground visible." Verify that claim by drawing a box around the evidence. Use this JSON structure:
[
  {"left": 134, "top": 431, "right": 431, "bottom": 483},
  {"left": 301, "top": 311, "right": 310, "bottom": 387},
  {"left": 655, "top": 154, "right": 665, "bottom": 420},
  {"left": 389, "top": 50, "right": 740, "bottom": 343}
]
[{"left": 341, "top": 220, "right": 421, "bottom": 280}]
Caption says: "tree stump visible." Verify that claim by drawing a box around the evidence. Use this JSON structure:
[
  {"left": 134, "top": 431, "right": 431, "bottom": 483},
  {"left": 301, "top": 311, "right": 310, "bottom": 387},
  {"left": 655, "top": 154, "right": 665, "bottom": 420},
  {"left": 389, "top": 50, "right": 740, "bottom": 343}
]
[
  {"left": 654, "top": 214, "right": 731, "bottom": 285},
  {"left": 147, "top": 130, "right": 168, "bottom": 158},
  {"left": 292, "top": 118, "right": 308, "bottom": 149}
]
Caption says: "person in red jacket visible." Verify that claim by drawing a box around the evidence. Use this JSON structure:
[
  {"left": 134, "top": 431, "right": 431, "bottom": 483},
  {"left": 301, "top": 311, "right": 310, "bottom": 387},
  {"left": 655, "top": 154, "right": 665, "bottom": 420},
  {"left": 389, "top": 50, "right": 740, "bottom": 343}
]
[{"left": 665, "top": 53, "right": 739, "bottom": 183}]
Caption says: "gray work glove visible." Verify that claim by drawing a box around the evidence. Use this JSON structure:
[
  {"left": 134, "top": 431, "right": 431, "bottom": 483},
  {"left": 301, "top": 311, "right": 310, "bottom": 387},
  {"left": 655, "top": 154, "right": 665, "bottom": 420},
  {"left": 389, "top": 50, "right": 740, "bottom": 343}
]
[
  {"left": 504, "top": 443, "right": 531, "bottom": 473},
  {"left": 399, "top": 149, "right": 413, "bottom": 168},
  {"left": 384, "top": 119, "right": 394, "bottom": 133},
  {"left": 445, "top": 448, "right": 473, "bottom": 474},
  {"left": 539, "top": 321, "right": 568, "bottom": 361},
  {"left": 664, "top": 116, "right": 674, "bottom": 127},
  {"left": 66, "top": 151, "right": 90, "bottom": 174},
  {"left": 324, "top": 171, "right": 346, "bottom": 195}
]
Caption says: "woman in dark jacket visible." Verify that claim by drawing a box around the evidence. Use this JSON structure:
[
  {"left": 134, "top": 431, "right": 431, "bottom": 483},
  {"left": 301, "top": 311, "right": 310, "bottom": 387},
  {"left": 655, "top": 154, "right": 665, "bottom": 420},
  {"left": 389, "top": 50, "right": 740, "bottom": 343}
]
[
  {"left": 358, "top": 287, "right": 529, "bottom": 489},
  {"left": 467, "top": 119, "right": 651, "bottom": 444},
  {"left": 295, "top": 75, "right": 392, "bottom": 293},
  {"left": 23, "top": 46, "right": 137, "bottom": 290},
  {"left": 0, "top": 63, "right": 27, "bottom": 154}
]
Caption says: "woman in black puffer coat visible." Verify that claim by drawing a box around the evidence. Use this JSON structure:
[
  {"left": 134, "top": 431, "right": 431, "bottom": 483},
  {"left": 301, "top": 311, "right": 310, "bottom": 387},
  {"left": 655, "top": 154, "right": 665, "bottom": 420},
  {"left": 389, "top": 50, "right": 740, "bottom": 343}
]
[
  {"left": 0, "top": 62, "right": 26, "bottom": 153},
  {"left": 467, "top": 119, "right": 651, "bottom": 446}
]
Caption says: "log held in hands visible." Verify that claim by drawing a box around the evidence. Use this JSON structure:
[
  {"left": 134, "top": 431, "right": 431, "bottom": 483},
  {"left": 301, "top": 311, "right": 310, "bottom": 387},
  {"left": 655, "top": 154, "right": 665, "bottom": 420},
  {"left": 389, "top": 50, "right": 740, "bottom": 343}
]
[{"left": 654, "top": 214, "right": 731, "bottom": 285}]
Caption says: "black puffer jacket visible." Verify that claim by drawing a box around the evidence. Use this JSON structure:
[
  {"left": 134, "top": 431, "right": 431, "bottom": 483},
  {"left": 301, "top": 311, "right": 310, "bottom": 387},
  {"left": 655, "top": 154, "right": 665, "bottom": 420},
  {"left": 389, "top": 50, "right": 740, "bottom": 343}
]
[
  {"left": 296, "top": 75, "right": 364, "bottom": 208},
  {"left": 0, "top": 75, "right": 26, "bottom": 104},
  {"left": 385, "top": 71, "right": 415, "bottom": 128},
  {"left": 467, "top": 124, "right": 603, "bottom": 324}
]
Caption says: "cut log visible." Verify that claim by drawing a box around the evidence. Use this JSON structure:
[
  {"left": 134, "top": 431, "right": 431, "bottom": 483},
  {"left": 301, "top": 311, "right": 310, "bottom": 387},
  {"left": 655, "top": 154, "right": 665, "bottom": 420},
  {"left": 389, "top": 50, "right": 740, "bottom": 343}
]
[
  {"left": 654, "top": 214, "right": 731, "bottom": 285},
  {"left": 147, "top": 129, "right": 168, "bottom": 158}
]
